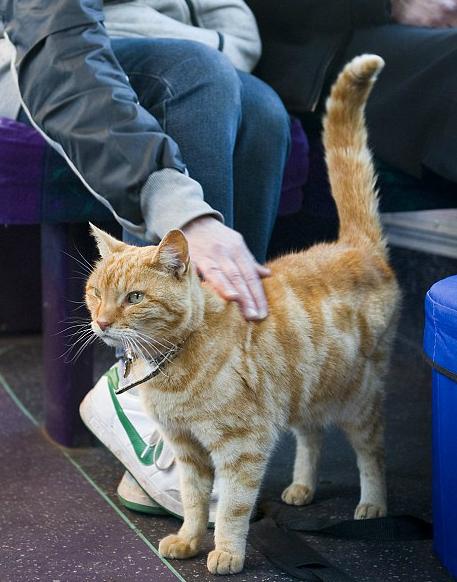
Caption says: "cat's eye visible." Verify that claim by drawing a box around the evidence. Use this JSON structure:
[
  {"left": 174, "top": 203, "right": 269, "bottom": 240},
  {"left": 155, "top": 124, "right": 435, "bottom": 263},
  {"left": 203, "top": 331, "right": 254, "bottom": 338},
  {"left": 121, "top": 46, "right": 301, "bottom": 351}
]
[
  {"left": 94, "top": 288, "right": 101, "bottom": 299},
  {"left": 127, "top": 291, "right": 144, "bottom": 305}
]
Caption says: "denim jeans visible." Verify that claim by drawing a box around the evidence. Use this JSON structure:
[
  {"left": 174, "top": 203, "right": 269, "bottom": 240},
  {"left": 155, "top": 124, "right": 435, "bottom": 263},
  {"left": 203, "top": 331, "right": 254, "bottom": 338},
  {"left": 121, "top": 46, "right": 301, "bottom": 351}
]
[{"left": 111, "top": 38, "right": 290, "bottom": 263}]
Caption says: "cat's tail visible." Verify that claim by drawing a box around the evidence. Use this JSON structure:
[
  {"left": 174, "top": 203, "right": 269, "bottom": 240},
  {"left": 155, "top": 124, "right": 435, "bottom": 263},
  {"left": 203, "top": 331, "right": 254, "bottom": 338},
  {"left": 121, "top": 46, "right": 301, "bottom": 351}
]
[{"left": 323, "top": 54, "right": 386, "bottom": 250}]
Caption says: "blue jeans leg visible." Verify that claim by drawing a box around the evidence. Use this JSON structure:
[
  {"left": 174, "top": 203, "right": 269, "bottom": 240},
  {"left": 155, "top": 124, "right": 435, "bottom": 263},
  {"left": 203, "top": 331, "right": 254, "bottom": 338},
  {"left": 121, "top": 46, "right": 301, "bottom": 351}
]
[
  {"left": 233, "top": 71, "right": 290, "bottom": 261},
  {"left": 112, "top": 38, "right": 290, "bottom": 262}
]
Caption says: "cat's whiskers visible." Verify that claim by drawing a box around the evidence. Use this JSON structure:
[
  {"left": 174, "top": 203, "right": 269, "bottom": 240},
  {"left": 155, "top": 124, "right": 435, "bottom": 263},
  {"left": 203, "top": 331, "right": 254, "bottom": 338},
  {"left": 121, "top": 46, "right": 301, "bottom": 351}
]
[
  {"left": 64, "top": 329, "right": 93, "bottom": 340},
  {"left": 125, "top": 335, "right": 140, "bottom": 359},
  {"left": 62, "top": 326, "right": 93, "bottom": 348},
  {"left": 123, "top": 328, "right": 159, "bottom": 355},
  {"left": 133, "top": 335, "right": 162, "bottom": 362},
  {"left": 122, "top": 332, "right": 171, "bottom": 378},
  {"left": 65, "top": 300, "right": 88, "bottom": 311},
  {"left": 124, "top": 332, "right": 153, "bottom": 361},
  {"left": 61, "top": 250, "right": 94, "bottom": 276},
  {"left": 132, "top": 333, "right": 175, "bottom": 366},
  {"left": 136, "top": 339, "right": 176, "bottom": 378},
  {"left": 60, "top": 316, "right": 94, "bottom": 358},
  {"left": 121, "top": 335, "right": 134, "bottom": 358},
  {"left": 133, "top": 328, "right": 177, "bottom": 350},
  {"left": 57, "top": 322, "right": 92, "bottom": 336},
  {"left": 127, "top": 335, "right": 148, "bottom": 358},
  {"left": 69, "top": 274, "right": 95, "bottom": 283},
  {"left": 74, "top": 269, "right": 93, "bottom": 279},
  {"left": 62, "top": 248, "right": 94, "bottom": 274},
  {"left": 130, "top": 330, "right": 163, "bottom": 353},
  {"left": 117, "top": 332, "right": 146, "bottom": 366},
  {"left": 156, "top": 337, "right": 178, "bottom": 349},
  {"left": 133, "top": 329, "right": 178, "bottom": 355},
  {"left": 68, "top": 334, "right": 97, "bottom": 363},
  {"left": 58, "top": 316, "right": 90, "bottom": 325},
  {"left": 61, "top": 328, "right": 97, "bottom": 362},
  {"left": 74, "top": 245, "right": 94, "bottom": 272}
]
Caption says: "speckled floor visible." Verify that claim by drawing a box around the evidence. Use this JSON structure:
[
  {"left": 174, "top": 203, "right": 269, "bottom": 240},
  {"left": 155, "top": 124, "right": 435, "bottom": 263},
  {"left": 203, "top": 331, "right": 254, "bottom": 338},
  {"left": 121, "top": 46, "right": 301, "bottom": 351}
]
[{"left": 0, "top": 247, "right": 456, "bottom": 582}]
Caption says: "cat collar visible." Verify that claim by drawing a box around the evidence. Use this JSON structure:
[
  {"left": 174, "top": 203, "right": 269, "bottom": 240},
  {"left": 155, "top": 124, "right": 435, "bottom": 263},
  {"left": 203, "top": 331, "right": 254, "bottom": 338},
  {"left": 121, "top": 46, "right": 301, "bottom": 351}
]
[{"left": 114, "top": 344, "right": 182, "bottom": 395}]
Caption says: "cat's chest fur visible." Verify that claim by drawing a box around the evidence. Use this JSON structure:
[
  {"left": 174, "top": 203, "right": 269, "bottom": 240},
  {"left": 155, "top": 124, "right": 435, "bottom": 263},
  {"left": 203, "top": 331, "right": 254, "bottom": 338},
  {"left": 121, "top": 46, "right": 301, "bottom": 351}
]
[{"left": 137, "top": 349, "right": 243, "bottom": 423}]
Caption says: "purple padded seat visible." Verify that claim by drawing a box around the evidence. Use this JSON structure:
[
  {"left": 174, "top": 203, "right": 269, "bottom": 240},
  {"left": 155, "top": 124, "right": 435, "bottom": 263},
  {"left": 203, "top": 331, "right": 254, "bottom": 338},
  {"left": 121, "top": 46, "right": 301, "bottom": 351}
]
[
  {"left": 279, "top": 117, "right": 309, "bottom": 216},
  {"left": 0, "top": 117, "right": 309, "bottom": 224},
  {"left": 0, "top": 118, "right": 112, "bottom": 224},
  {"left": 0, "top": 118, "right": 45, "bottom": 223}
]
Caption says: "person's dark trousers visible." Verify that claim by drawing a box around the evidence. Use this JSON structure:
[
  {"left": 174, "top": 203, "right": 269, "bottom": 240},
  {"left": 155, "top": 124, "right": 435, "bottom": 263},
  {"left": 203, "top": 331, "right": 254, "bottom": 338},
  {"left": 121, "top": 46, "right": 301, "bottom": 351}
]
[
  {"left": 111, "top": 38, "right": 291, "bottom": 263},
  {"left": 338, "top": 24, "right": 457, "bottom": 185}
]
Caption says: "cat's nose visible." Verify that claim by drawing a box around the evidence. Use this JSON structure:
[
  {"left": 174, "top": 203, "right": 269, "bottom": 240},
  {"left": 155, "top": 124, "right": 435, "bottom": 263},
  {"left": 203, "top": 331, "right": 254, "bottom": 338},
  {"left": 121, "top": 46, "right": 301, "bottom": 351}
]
[{"left": 97, "top": 320, "right": 111, "bottom": 332}]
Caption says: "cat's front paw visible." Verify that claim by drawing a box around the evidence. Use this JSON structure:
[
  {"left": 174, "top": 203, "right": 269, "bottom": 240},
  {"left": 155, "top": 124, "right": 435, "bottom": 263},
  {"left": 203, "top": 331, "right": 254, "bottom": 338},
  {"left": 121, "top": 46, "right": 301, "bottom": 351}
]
[
  {"left": 354, "top": 502, "right": 386, "bottom": 519},
  {"left": 159, "top": 534, "right": 200, "bottom": 559},
  {"left": 207, "top": 549, "right": 245, "bottom": 575},
  {"left": 281, "top": 483, "right": 315, "bottom": 506}
]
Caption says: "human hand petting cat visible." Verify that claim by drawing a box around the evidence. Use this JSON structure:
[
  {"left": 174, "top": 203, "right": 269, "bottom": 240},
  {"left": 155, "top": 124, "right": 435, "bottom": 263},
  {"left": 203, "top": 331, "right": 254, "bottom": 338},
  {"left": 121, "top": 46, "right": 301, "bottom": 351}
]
[
  {"left": 391, "top": 0, "right": 457, "bottom": 27},
  {"left": 181, "top": 216, "right": 270, "bottom": 321}
]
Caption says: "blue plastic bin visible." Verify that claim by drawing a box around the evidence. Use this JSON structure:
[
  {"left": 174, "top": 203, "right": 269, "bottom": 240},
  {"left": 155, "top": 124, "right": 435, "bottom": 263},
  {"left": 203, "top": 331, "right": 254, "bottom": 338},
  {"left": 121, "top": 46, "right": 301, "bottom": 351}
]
[{"left": 424, "top": 275, "right": 457, "bottom": 578}]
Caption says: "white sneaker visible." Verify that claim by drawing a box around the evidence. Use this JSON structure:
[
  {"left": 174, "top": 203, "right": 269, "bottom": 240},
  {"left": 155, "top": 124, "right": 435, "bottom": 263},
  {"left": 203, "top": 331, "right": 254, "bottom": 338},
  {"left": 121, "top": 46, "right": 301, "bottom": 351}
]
[
  {"left": 117, "top": 471, "right": 171, "bottom": 516},
  {"left": 80, "top": 363, "right": 217, "bottom": 522}
]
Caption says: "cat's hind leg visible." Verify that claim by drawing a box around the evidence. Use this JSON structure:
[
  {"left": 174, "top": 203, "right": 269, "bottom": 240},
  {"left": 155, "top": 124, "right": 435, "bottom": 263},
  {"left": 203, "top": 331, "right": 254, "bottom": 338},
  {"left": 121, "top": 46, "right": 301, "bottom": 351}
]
[
  {"left": 281, "top": 426, "right": 323, "bottom": 506},
  {"left": 159, "top": 433, "right": 214, "bottom": 560},
  {"left": 342, "top": 390, "right": 387, "bottom": 519}
]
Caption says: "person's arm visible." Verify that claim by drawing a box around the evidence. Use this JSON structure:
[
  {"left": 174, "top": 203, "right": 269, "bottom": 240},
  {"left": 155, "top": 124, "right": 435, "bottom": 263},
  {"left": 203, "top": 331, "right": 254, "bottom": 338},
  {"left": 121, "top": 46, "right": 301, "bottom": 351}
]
[
  {"left": 2, "top": 0, "right": 268, "bottom": 320},
  {"left": 391, "top": 0, "right": 457, "bottom": 27},
  {"left": 104, "top": 0, "right": 261, "bottom": 72},
  {"left": 2, "top": 0, "right": 221, "bottom": 242}
]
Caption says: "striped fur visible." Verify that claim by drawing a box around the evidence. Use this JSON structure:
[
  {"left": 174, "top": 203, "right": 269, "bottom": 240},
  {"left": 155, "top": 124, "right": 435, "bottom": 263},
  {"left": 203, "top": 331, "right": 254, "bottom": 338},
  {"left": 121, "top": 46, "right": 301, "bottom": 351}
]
[{"left": 86, "top": 55, "right": 400, "bottom": 575}]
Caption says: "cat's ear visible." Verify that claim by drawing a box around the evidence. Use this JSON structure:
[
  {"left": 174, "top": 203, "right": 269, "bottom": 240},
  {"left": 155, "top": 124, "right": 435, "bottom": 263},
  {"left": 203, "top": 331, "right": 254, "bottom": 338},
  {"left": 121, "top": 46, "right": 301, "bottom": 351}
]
[
  {"left": 156, "top": 229, "right": 190, "bottom": 278},
  {"left": 89, "top": 223, "right": 125, "bottom": 258}
]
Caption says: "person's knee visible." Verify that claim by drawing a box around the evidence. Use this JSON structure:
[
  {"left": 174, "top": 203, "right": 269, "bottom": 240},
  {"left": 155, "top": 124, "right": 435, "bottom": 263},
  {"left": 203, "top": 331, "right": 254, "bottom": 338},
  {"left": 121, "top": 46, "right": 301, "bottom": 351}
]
[
  {"left": 181, "top": 41, "right": 242, "bottom": 106},
  {"left": 115, "top": 38, "right": 242, "bottom": 110}
]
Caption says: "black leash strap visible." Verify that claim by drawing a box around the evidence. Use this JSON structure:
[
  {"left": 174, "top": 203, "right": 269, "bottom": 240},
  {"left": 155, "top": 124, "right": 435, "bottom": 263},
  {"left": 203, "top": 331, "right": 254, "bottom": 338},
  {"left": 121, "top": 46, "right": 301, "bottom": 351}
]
[
  {"left": 249, "top": 501, "right": 432, "bottom": 581},
  {"left": 262, "top": 501, "right": 433, "bottom": 541},
  {"left": 249, "top": 518, "right": 353, "bottom": 582}
]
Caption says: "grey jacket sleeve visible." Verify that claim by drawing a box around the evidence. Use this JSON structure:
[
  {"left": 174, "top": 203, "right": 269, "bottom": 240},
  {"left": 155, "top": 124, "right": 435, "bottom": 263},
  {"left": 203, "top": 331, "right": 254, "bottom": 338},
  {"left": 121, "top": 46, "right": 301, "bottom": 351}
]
[
  {"left": 1, "top": 0, "right": 222, "bottom": 241},
  {"left": 104, "top": 0, "right": 261, "bottom": 72}
]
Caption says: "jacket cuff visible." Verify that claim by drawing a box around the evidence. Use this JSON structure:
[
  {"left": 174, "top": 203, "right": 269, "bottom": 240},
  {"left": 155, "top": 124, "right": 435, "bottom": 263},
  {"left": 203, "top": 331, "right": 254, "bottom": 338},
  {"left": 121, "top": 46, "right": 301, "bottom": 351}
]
[
  {"left": 140, "top": 168, "right": 224, "bottom": 241},
  {"left": 351, "top": 0, "right": 391, "bottom": 28}
]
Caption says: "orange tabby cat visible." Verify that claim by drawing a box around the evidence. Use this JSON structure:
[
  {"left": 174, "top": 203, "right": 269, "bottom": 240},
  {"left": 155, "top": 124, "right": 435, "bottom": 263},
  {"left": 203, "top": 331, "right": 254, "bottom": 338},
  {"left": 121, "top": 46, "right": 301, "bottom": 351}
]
[{"left": 86, "top": 54, "right": 400, "bottom": 575}]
